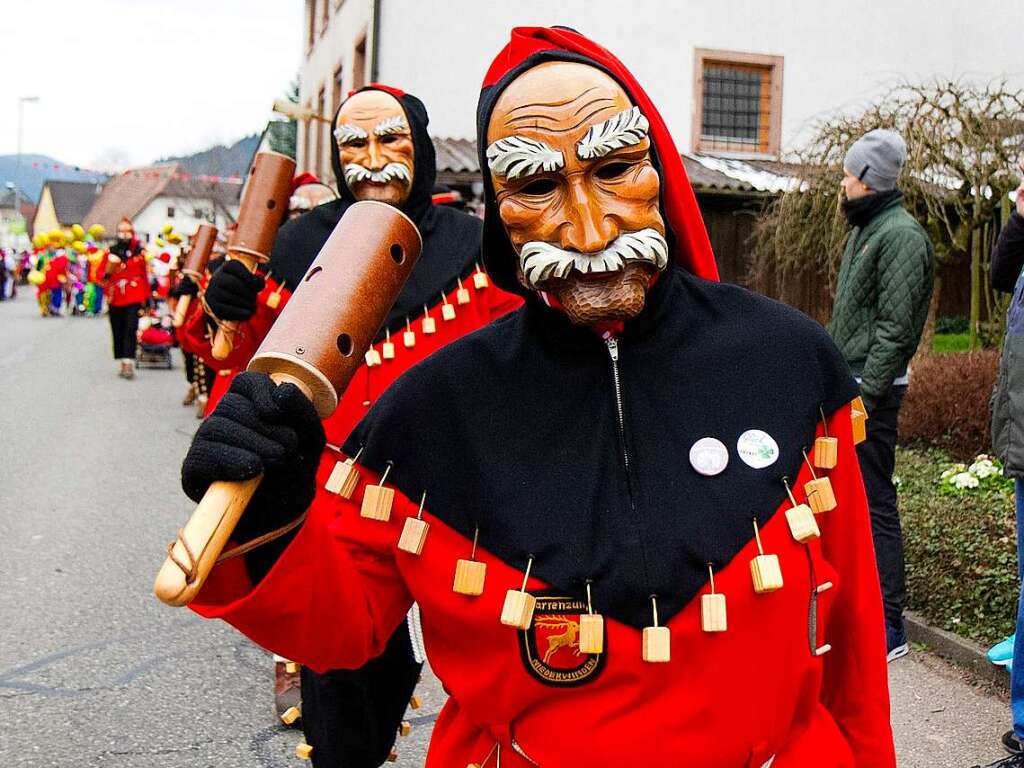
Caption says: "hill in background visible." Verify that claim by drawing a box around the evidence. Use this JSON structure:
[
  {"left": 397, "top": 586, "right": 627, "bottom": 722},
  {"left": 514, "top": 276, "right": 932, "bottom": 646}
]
[
  {"left": 156, "top": 134, "right": 260, "bottom": 179},
  {"left": 0, "top": 155, "right": 106, "bottom": 204}
]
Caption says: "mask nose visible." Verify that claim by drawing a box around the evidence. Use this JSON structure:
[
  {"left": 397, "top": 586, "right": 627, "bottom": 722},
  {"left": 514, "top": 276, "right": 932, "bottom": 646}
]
[{"left": 560, "top": 178, "right": 616, "bottom": 253}]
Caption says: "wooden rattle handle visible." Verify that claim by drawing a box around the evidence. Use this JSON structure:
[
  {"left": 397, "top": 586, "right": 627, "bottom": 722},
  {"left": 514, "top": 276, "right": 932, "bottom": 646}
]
[
  {"left": 172, "top": 294, "right": 192, "bottom": 328},
  {"left": 153, "top": 372, "right": 313, "bottom": 607}
]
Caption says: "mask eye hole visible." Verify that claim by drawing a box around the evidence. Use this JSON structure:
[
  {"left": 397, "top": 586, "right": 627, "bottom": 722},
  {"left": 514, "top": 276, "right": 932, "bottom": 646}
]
[
  {"left": 345, "top": 138, "right": 367, "bottom": 149},
  {"left": 595, "top": 161, "right": 633, "bottom": 180},
  {"left": 517, "top": 178, "right": 557, "bottom": 197},
  {"left": 380, "top": 135, "right": 401, "bottom": 145}
]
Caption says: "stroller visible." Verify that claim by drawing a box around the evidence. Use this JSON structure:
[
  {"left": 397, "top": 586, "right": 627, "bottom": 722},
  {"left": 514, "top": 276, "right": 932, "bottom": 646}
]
[{"left": 137, "top": 314, "right": 175, "bottom": 369}]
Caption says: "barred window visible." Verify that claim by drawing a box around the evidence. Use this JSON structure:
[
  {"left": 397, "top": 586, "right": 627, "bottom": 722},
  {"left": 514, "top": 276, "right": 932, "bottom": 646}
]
[{"left": 694, "top": 51, "right": 783, "bottom": 157}]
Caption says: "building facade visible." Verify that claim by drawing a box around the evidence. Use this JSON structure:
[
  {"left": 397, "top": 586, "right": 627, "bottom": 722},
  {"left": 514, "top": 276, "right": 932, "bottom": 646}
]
[{"left": 298, "top": 0, "right": 1024, "bottom": 175}]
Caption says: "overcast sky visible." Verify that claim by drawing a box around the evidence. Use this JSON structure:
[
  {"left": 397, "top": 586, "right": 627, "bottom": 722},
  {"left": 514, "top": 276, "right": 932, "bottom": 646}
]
[{"left": 0, "top": 0, "right": 302, "bottom": 170}]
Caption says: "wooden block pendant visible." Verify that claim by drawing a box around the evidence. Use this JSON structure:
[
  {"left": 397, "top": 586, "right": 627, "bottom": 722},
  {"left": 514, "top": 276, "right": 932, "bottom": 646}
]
[
  {"left": 382, "top": 341, "right": 395, "bottom": 360},
  {"left": 422, "top": 305, "right": 436, "bottom": 335},
  {"left": 365, "top": 347, "right": 382, "bottom": 367},
  {"left": 785, "top": 503, "right": 820, "bottom": 543},
  {"left": 814, "top": 436, "right": 838, "bottom": 469},
  {"left": 805, "top": 477, "right": 837, "bottom": 513},
  {"left": 643, "top": 596, "right": 671, "bottom": 662},
  {"left": 399, "top": 720, "right": 412, "bottom": 737},
  {"left": 750, "top": 554, "right": 784, "bottom": 593},
  {"left": 409, "top": 694, "right": 422, "bottom": 709},
  {"left": 442, "top": 301, "right": 456, "bottom": 321},
  {"left": 578, "top": 613, "right": 604, "bottom": 654},
  {"left": 851, "top": 408, "right": 867, "bottom": 444},
  {"left": 280, "top": 706, "right": 301, "bottom": 725},
  {"left": 851, "top": 395, "right": 867, "bottom": 414},
  {"left": 403, "top": 329, "right": 416, "bottom": 348},
  {"left": 701, "top": 565, "right": 727, "bottom": 632},
  {"left": 360, "top": 464, "right": 394, "bottom": 521},
  {"left": 296, "top": 743, "right": 313, "bottom": 760},
  {"left": 473, "top": 268, "right": 489, "bottom": 289},
  {"left": 578, "top": 583, "right": 604, "bottom": 654},
  {"left": 398, "top": 492, "right": 429, "bottom": 555},
  {"left": 456, "top": 277, "right": 471, "bottom": 305},
  {"left": 325, "top": 457, "right": 360, "bottom": 498},
  {"left": 701, "top": 593, "right": 728, "bottom": 633},
  {"left": 285, "top": 661, "right": 301, "bottom": 674},
  {"left": 453, "top": 559, "right": 486, "bottom": 595},
  {"left": 500, "top": 556, "right": 536, "bottom": 629},
  {"left": 642, "top": 627, "right": 671, "bottom": 663},
  {"left": 266, "top": 290, "right": 282, "bottom": 310},
  {"left": 501, "top": 589, "right": 536, "bottom": 629}
]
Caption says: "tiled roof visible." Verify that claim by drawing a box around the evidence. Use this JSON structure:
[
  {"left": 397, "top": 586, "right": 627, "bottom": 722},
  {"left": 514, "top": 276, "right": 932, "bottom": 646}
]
[
  {"left": 84, "top": 164, "right": 179, "bottom": 233},
  {"left": 46, "top": 180, "right": 104, "bottom": 224},
  {"left": 430, "top": 136, "right": 799, "bottom": 195}
]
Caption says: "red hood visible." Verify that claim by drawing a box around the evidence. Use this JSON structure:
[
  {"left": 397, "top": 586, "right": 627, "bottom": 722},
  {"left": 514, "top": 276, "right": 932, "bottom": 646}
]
[{"left": 476, "top": 26, "right": 718, "bottom": 296}]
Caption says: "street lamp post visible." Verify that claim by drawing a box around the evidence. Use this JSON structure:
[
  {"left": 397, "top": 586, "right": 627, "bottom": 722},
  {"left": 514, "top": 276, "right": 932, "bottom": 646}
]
[{"left": 14, "top": 96, "right": 40, "bottom": 233}]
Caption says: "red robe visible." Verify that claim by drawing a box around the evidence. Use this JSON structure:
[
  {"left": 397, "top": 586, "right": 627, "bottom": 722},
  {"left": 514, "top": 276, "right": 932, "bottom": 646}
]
[{"left": 192, "top": 404, "right": 894, "bottom": 767}]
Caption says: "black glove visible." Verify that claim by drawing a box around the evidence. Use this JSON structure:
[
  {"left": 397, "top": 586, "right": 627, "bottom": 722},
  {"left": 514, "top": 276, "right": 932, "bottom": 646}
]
[
  {"left": 169, "top": 276, "right": 199, "bottom": 299},
  {"left": 203, "top": 259, "right": 265, "bottom": 322},
  {"left": 181, "top": 371, "right": 325, "bottom": 579}
]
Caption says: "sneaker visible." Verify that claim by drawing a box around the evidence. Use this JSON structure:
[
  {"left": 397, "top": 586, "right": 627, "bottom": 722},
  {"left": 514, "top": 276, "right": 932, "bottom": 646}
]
[
  {"left": 886, "top": 622, "right": 909, "bottom": 663},
  {"left": 990, "top": 636, "right": 1017, "bottom": 667},
  {"left": 974, "top": 750, "right": 1024, "bottom": 767},
  {"left": 1004, "top": 731, "right": 1023, "bottom": 755}
]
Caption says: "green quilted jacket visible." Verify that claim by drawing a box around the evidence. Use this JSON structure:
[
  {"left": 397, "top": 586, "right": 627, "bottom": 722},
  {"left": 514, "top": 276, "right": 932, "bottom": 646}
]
[{"left": 827, "top": 198, "right": 934, "bottom": 406}]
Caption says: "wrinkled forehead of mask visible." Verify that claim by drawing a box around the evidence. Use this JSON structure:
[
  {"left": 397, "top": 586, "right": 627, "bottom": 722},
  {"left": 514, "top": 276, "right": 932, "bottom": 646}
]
[{"left": 333, "top": 90, "right": 412, "bottom": 151}]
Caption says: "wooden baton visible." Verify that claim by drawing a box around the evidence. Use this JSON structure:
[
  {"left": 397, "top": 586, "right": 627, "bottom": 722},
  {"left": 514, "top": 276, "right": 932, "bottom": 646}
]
[{"left": 172, "top": 223, "right": 218, "bottom": 328}]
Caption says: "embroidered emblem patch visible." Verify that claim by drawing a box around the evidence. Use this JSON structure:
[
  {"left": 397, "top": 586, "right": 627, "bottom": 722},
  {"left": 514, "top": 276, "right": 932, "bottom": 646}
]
[{"left": 518, "top": 594, "right": 606, "bottom": 686}]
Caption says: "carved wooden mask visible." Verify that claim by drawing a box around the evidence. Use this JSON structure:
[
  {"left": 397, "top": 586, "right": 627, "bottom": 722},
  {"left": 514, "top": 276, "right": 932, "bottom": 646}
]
[
  {"left": 486, "top": 61, "right": 667, "bottom": 325},
  {"left": 334, "top": 90, "right": 415, "bottom": 206}
]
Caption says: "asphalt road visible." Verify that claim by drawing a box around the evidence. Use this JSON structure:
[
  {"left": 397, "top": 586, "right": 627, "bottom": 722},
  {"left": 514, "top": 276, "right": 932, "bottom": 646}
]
[{"left": 0, "top": 289, "right": 1014, "bottom": 767}]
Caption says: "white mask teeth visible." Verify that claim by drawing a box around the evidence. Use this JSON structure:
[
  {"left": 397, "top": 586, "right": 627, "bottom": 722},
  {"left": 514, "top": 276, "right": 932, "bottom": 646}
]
[{"left": 519, "top": 228, "right": 669, "bottom": 290}]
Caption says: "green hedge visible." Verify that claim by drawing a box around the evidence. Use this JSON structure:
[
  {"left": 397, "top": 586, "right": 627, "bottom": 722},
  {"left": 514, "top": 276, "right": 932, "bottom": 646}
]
[{"left": 898, "top": 446, "right": 1018, "bottom": 644}]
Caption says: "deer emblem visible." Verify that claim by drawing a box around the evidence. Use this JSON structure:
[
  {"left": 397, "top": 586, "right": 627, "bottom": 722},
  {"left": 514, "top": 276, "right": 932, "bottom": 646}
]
[{"left": 535, "top": 617, "right": 582, "bottom": 663}]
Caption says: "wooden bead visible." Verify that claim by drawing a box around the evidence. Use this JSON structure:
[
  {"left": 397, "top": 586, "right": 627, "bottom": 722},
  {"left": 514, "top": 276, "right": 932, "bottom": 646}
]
[
  {"left": 501, "top": 589, "right": 536, "bottom": 629},
  {"left": 422, "top": 316, "right": 436, "bottom": 334},
  {"left": 398, "top": 517, "right": 429, "bottom": 555},
  {"left": 399, "top": 721, "right": 411, "bottom": 737},
  {"left": 473, "top": 271, "right": 489, "bottom": 289},
  {"left": 785, "top": 503, "right": 820, "bottom": 543},
  {"left": 805, "top": 477, "right": 837, "bottom": 514},
  {"left": 457, "top": 287, "right": 471, "bottom": 305},
  {"left": 642, "top": 626, "right": 671, "bottom": 662},
  {"left": 851, "top": 408, "right": 867, "bottom": 444},
  {"left": 280, "top": 706, "right": 301, "bottom": 725},
  {"left": 365, "top": 348, "right": 382, "bottom": 367},
  {"left": 266, "top": 291, "right": 281, "bottom": 310},
  {"left": 360, "top": 484, "right": 395, "bottom": 521},
  {"left": 578, "top": 613, "right": 604, "bottom": 654},
  {"left": 296, "top": 743, "right": 313, "bottom": 760},
  {"left": 382, "top": 341, "right": 396, "bottom": 360},
  {"left": 453, "top": 559, "right": 486, "bottom": 596},
  {"left": 403, "top": 330, "right": 416, "bottom": 348},
  {"left": 750, "top": 554, "right": 784, "bottom": 593},
  {"left": 285, "top": 661, "right": 300, "bottom": 674},
  {"left": 324, "top": 458, "right": 360, "bottom": 498},
  {"left": 701, "top": 593, "right": 727, "bottom": 633},
  {"left": 409, "top": 695, "right": 422, "bottom": 709},
  {"left": 813, "top": 436, "right": 838, "bottom": 469}
]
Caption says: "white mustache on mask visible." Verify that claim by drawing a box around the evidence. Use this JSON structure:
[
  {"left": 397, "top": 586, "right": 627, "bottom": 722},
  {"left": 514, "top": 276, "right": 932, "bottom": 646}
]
[
  {"left": 519, "top": 228, "right": 669, "bottom": 289},
  {"left": 343, "top": 162, "right": 412, "bottom": 189}
]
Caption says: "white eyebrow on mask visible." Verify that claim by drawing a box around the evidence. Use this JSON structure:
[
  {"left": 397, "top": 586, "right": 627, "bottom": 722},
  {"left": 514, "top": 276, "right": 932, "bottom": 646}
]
[
  {"left": 333, "top": 123, "right": 369, "bottom": 144},
  {"left": 576, "top": 106, "right": 650, "bottom": 160},
  {"left": 374, "top": 115, "right": 410, "bottom": 136},
  {"left": 485, "top": 135, "right": 565, "bottom": 181}
]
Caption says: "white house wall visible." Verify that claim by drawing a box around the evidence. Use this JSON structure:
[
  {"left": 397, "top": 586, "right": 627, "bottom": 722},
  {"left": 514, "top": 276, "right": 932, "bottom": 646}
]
[
  {"left": 367, "top": 0, "right": 1024, "bottom": 154},
  {"left": 132, "top": 196, "right": 239, "bottom": 249}
]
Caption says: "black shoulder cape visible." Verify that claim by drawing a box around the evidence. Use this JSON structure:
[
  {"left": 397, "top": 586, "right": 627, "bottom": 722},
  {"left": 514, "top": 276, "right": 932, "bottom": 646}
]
[{"left": 344, "top": 269, "right": 858, "bottom": 630}]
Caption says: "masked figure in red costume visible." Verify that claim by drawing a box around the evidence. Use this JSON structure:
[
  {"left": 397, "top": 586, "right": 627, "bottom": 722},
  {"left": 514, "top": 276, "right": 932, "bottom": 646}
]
[
  {"left": 180, "top": 28, "right": 895, "bottom": 767},
  {"left": 178, "top": 87, "right": 519, "bottom": 766}
]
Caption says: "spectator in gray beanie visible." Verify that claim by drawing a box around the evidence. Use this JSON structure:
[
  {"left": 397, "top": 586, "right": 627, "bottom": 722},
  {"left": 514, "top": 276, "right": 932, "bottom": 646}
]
[{"left": 827, "top": 127, "right": 935, "bottom": 665}]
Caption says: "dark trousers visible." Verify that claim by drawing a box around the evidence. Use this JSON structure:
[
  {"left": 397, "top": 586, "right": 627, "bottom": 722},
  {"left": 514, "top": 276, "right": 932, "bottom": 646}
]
[
  {"left": 856, "top": 384, "right": 907, "bottom": 629},
  {"left": 301, "top": 623, "right": 422, "bottom": 768},
  {"left": 108, "top": 304, "right": 141, "bottom": 360}
]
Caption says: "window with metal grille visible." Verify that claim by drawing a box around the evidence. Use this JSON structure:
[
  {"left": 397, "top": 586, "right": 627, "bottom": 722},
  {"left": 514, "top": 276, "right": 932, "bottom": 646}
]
[{"left": 693, "top": 50, "right": 783, "bottom": 157}]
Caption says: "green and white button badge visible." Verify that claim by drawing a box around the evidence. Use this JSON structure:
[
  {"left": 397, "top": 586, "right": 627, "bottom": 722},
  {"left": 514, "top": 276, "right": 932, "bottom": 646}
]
[{"left": 736, "top": 429, "right": 779, "bottom": 469}]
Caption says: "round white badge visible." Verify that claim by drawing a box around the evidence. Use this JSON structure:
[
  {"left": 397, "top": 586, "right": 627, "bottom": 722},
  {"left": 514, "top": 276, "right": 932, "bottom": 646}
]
[
  {"left": 689, "top": 437, "right": 729, "bottom": 477},
  {"left": 736, "top": 429, "right": 780, "bottom": 469}
]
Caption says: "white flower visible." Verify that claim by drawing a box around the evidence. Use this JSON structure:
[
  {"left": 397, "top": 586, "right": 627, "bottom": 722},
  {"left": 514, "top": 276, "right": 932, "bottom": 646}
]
[
  {"left": 893, "top": 474, "right": 903, "bottom": 487},
  {"left": 941, "top": 463, "right": 967, "bottom": 481},
  {"left": 952, "top": 472, "right": 980, "bottom": 489},
  {"left": 969, "top": 459, "right": 999, "bottom": 479}
]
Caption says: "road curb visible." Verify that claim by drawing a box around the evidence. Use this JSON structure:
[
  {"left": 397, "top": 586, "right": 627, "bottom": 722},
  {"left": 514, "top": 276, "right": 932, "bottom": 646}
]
[{"left": 904, "top": 610, "right": 1009, "bottom": 690}]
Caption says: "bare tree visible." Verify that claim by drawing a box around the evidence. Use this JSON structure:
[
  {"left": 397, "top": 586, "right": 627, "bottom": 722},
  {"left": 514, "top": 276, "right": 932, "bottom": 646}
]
[{"left": 751, "top": 80, "right": 1024, "bottom": 349}]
